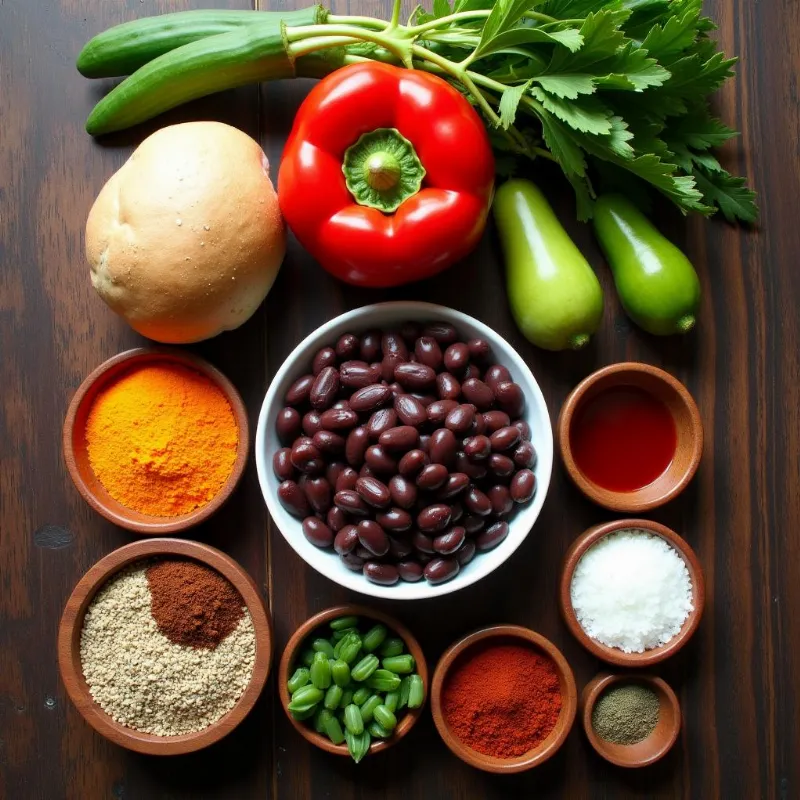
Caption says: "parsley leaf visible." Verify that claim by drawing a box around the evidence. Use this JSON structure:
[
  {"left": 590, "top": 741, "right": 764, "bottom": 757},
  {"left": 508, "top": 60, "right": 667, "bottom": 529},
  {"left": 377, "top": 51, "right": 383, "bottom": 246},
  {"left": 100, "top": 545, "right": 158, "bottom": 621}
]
[
  {"left": 691, "top": 167, "right": 758, "bottom": 223},
  {"left": 499, "top": 79, "right": 533, "bottom": 128}
]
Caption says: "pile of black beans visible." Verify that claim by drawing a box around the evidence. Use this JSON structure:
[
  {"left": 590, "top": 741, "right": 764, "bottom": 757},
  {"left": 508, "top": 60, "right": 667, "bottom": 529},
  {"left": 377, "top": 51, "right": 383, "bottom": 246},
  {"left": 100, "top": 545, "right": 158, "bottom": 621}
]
[{"left": 273, "top": 322, "right": 537, "bottom": 587}]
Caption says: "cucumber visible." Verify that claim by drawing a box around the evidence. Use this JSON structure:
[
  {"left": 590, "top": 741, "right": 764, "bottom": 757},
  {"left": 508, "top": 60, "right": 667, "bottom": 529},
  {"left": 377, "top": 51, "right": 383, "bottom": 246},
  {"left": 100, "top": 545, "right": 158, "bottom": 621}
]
[
  {"left": 593, "top": 194, "right": 701, "bottom": 335},
  {"left": 77, "top": 7, "right": 326, "bottom": 78},
  {"left": 493, "top": 179, "right": 604, "bottom": 351}
]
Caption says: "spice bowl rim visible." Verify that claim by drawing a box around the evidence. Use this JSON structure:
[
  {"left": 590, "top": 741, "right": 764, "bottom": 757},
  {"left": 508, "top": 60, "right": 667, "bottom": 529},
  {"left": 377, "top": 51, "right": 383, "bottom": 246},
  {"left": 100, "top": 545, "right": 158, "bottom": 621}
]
[
  {"left": 581, "top": 672, "right": 682, "bottom": 767},
  {"left": 57, "top": 537, "right": 273, "bottom": 755},
  {"left": 277, "top": 604, "right": 429, "bottom": 758},
  {"left": 559, "top": 518, "right": 705, "bottom": 667},
  {"left": 255, "top": 300, "right": 554, "bottom": 600},
  {"left": 63, "top": 347, "right": 249, "bottom": 535},
  {"left": 556, "top": 361, "right": 703, "bottom": 513},
  {"left": 430, "top": 624, "right": 578, "bottom": 773}
]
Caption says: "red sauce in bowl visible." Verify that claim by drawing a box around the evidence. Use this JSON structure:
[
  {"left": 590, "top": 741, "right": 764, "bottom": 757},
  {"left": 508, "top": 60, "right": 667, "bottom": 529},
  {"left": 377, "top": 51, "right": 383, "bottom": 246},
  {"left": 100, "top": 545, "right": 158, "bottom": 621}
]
[{"left": 570, "top": 386, "right": 676, "bottom": 492}]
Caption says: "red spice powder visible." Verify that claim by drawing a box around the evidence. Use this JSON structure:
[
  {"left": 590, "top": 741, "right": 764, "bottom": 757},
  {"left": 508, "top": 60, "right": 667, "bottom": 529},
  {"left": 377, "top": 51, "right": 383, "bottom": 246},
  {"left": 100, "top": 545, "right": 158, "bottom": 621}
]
[{"left": 441, "top": 642, "right": 562, "bottom": 759}]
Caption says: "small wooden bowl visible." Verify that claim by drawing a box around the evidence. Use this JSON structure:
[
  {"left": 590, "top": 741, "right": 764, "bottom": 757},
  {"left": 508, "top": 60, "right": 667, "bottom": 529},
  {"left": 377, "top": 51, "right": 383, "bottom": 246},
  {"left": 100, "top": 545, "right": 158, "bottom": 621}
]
[
  {"left": 63, "top": 348, "right": 249, "bottom": 534},
  {"left": 57, "top": 538, "right": 272, "bottom": 755},
  {"left": 581, "top": 672, "right": 681, "bottom": 767},
  {"left": 277, "top": 605, "right": 428, "bottom": 758},
  {"left": 560, "top": 519, "right": 705, "bottom": 666},
  {"left": 557, "top": 362, "right": 702, "bottom": 512},
  {"left": 430, "top": 625, "right": 577, "bottom": 773}
]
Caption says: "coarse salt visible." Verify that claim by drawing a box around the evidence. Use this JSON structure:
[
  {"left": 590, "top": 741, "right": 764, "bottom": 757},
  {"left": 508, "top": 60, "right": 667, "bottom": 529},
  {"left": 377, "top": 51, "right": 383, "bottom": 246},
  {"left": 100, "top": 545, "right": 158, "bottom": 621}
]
[{"left": 570, "top": 529, "right": 694, "bottom": 653}]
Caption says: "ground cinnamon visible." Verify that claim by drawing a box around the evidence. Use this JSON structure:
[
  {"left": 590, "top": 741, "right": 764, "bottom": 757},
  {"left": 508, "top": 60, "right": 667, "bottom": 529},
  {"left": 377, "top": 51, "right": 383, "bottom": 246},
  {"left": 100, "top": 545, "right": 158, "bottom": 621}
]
[
  {"left": 441, "top": 641, "right": 562, "bottom": 759},
  {"left": 146, "top": 559, "right": 244, "bottom": 649}
]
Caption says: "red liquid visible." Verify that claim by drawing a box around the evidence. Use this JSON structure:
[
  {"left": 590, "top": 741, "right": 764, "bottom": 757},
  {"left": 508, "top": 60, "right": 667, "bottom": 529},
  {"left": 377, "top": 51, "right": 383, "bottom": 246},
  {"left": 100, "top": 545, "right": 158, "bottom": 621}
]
[{"left": 570, "top": 386, "right": 677, "bottom": 492}]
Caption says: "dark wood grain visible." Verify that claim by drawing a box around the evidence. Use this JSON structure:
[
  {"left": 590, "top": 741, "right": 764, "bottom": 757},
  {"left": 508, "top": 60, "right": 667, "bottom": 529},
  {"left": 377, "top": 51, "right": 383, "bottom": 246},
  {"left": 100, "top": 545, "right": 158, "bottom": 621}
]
[{"left": 1, "top": 0, "right": 798, "bottom": 797}]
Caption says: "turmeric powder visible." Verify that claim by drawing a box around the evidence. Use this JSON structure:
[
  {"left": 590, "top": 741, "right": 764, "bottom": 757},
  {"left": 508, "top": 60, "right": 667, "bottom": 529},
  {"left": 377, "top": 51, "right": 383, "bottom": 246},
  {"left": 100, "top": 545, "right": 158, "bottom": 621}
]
[{"left": 85, "top": 362, "right": 238, "bottom": 517}]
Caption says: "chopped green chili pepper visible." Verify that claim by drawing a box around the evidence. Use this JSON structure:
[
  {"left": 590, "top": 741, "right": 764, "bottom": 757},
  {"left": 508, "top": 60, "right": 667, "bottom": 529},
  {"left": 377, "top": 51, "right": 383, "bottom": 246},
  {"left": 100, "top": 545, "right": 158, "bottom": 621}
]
[
  {"left": 310, "top": 651, "right": 332, "bottom": 690},
  {"left": 368, "top": 721, "right": 392, "bottom": 738},
  {"left": 324, "top": 715, "right": 346, "bottom": 745},
  {"left": 359, "top": 694, "right": 382, "bottom": 724},
  {"left": 345, "top": 729, "right": 371, "bottom": 763},
  {"left": 383, "top": 690, "right": 400, "bottom": 713},
  {"left": 350, "top": 654, "right": 379, "bottom": 682},
  {"left": 407, "top": 674, "right": 424, "bottom": 708},
  {"left": 331, "top": 659, "right": 350, "bottom": 687},
  {"left": 337, "top": 632, "right": 363, "bottom": 664},
  {"left": 323, "top": 684, "right": 343, "bottom": 711},
  {"left": 373, "top": 704, "right": 397, "bottom": 731},
  {"left": 288, "top": 684, "right": 322, "bottom": 714},
  {"left": 379, "top": 637, "right": 405, "bottom": 658},
  {"left": 362, "top": 624, "right": 388, "bottom": 653},
  {"left": 287, "top": 667, "right": 310, "bottom": 694},
  {"left": 300, "top": 648, "right": 315, "bottom": 668},
  {"left": 338, "top": 689, "right": 354, "bottom": 710},
  {"left": 332, "top": 626, "right": 358, "bottom": 642},
  {"left": 330, "top": 615, "right": 360, "bottom": 631},
  {"left": 398, "top": 676, "right": 411, "bottom": 709},
  {"left": 314, "top": 707, "right": 334, "bottom": 734},
  {"left": 343, "top": 704, "right": 364, "bottom": 735},
  {"left": 365, "top": 669, "right": 401, "bottom": 692},
  {"left": 312, "top": 638, "right": 335, "bottom": 659},
  {"left": 382, "top": 654, "right": 415, "bottom": 674},
  {"left": 290, "top": 706, "right": 317, "bottom": 721},
  {"left": 353, "top": 687, "right": 371, "bottom": 706}
]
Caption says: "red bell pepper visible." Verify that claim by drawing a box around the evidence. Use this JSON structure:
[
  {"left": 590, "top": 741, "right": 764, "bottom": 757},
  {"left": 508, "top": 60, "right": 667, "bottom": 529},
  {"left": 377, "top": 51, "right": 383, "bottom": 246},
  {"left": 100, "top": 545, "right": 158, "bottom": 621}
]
[{"left": 278, "top": 63, "right": 495, "bottom": 288}]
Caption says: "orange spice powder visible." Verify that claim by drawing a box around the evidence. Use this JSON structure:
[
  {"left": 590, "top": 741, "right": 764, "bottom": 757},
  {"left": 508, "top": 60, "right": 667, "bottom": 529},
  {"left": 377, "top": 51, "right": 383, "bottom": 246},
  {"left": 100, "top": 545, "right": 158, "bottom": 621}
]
[{"left": 85, "top": 362, "right": 238, "bottom": 516}]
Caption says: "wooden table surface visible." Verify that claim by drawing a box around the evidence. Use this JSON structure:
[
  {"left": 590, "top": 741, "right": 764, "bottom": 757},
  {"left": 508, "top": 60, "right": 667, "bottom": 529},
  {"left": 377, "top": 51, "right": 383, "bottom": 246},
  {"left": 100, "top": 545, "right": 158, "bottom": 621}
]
[{"left": 1, "top": 1, "right": 798, "bottom": 798}]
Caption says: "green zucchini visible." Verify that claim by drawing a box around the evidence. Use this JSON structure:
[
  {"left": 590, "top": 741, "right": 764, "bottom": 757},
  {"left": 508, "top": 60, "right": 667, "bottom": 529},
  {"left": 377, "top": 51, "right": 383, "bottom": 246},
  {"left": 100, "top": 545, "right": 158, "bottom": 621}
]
[
  {"left": 77, "top": 7, "right": 327, "bottom": 78},
  {"left": 85, "top": 23, "right": 343, "bottom": 136}
]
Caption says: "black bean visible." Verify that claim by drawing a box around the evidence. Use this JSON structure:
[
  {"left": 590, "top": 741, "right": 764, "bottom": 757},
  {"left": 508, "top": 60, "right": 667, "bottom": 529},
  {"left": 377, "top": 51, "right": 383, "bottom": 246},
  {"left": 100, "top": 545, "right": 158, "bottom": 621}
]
[
  {"left": 309, "top": 366, "right": 340, "bottom": 410},
  {"left": 494, "top": 381, "right": 525, "bottom": 418},
  {"left": 483, "top": 410, "right": 511, "bottom": 433},
  {"left": 359, "top": 464, "right": 377, "bottom": 480},
  {"left": 467, "top": 338, "right": 491, "bottom": 363},
  {"left": 389, "top": 475, "right": 417, "bottom": 509},
  {"left": 327, "top": 506, "right": 348, "bottom": 533},
  {"left": 278, "top": 479, "right": 311, "bottom": 518},
  {"left": 477, "top": 521, "right": 509, "bottom": 551},
  {"left": 450, "top": 502, "right": 464, "bottom": 522},
  {"left": 464, "top": 365, "right": 481, "bottom": 380},
  {"left": 398, "top": 560, "right": 424, "bottom": 582},
  {"left": 341, "top": 552, "right": 366, "bottom": 572},
  {"left": 291, "top": 437, "right": 323, "bottom": 473},
  {"left": 302, "top": 410, "right": 323, "bottom": 436},
  {"left": 462, "top": 514, "right": 485, "bottom": 535},
  {"left": 417, "top": 504, "right": 452, "bottom": 532},
  {"left": 387, "top": 381, "right": 404, "bottom": 399},
  {"left": 455, "top": 451, "right": 488, "bottom": 480},
  {"left": 487, "top": 485, "right": 513, "bottom": 517},
  {"left": 334, "top": 489, "right": 369, "bottom": 516},
  {"left": 412, "top": 393, "right": 437, "bottom": 408},
  {"left": 414, "top": 336, "right": 443, "bottom": 370},
  {"left": 366, "top": 408, "right": 397, "bottom": 440},
  {"left": 364, "top": 562, "right": 399, "bottom": 586},
  {"left": 511, "top": 469, "right": 537, "bottom": 503},
  {"left": 456, "top": 539, "right": 477, "bottom": 567},
  {"left": 381, "top": 353, "right": 405, "bottom": 383},
  {"left": 345, "top": 426, "right": 370, "bottom": 467},
  {"left": 398, "top": 449, "right": 428, "bottom": 477},
  {"left": 490, "top": 425, "right": 522, "bottom": 452},
  {"left": 325, "top": 461, "right": 346, "bottom": 488},
  {"left": 332, "top": 400, "right": 352, "bottom": 411},
  {"left": 357, "top": 520, "right": 390, "bottom": 556},
  {"left": 276, "top": 407, "right": 302, "bottom": 445},
  {"left": 354, "top": 546, "right": 374, "bottom": 561},
  {"left": 334, "top": 467, "right": 359, "bottom": 493},
  {"left": 461, "top": 378, "right": 495, "bottom": 410},
  {"left": 468, "top": 412, "right": 487, "bottom": 436},
  {"left": 355, "top": 476, "right": 391, "bottom": 508},
  {"left": 465, "top": 487, "right": 492, "bottom": 516},
  {"left": 427, "top": 399, "right": 458, "bottom": 426},
  {"left": 334, "top": 524, "right": 359, "bottom": 554},
  {"left": 463, "top": 435, "right": 491, "bottom": 460},
  {"left": 365, "top": 445, "right": 397, "bottom": 474},
  {"left": 376, "top": 508, "right": 413, "bottom": 532},
  {"left": 350, "top": 384, "right": 391, "bottom": 413},
  {"left": 394, "top": 362, "right": 437, "bottom": 391},
  {"left": 416, "top": 463, "right": 449, "bottom": 490},
  {"left": 359, "top": 330, "right": 382, "bottom": 362},
  {"left": 513, "top": 440, "right": 537, "bottom": 469},
  {"left": 436, "top": 372, "right": 461, "bottom": 401},
  {"left": 319, "top": 408, "right": 359, "bottom": 431},
  {"left": 394, "top": 394, "right": 427, "bottom": 427},
  {"left": 302, "top": 517, "right": 334, "bottom": 548},
  {"left": 312, "top": 347, "right": 337, "bottom": 375},
  {"left": 424, "top": 557, "right": 460, "bottom": 585},
  {"left": 443, "top": 343, "right": 470, "bottom": 373},
  {"left": 428, "top": 428, "right": 457, "bottom": 467},
  {"left": 339, "top": 360, "right": 381, "bottom": 389},
  {"left": 312, "top": 430, "right": 346, "bottom": 456},
  {"left": 412, "top": 530, "right": 435, "bottom": 554},
  {"left": 433, "top": 526, "right": 466, "bottom": 555},
  {"left": 418, "top": 434, "right": 431, "bottom": 454},
  {"left": 285, "top": 374, "right": 314, "bottom": 406},
  {"left": 381, "top": 331, "right": 409, "bottom": 360},
  {"left": 379, "top": 426, "right": 419, "bottom": 453},
  {"left": 512, "top": 419, "right": 532, "bottom": 441},
  {"left": 335, "top": 333, "right": 359, "bottom": 360},
  {"left": 488, "top": 453, "right": 515, "bottom": 478},
  {"left": 302, "top": 476, "right": 332, "bottom": 514},
  {"left": 484, "top": 365, "right": 512, "bottom": 391},
  {"left": 445, "top": 404, "right": 475, "bottom": 435},
  {"left": 273, "top": 448, "right": 295, "bottom": 481},
  {"left": 389, "top": 535, "right": 414, "bottom": 560},
  {"left": 422, "top": 323, "right": 458, "bottom": 344},
  {"left": 435, "top": 472, "right": 470, "bottom": 500}
]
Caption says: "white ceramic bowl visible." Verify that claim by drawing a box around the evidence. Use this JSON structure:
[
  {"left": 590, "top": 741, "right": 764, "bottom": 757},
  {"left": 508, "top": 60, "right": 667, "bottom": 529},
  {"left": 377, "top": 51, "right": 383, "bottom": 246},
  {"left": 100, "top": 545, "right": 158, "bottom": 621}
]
[{"left": 255, "top": 302, "right": 553, "bottom": 600}]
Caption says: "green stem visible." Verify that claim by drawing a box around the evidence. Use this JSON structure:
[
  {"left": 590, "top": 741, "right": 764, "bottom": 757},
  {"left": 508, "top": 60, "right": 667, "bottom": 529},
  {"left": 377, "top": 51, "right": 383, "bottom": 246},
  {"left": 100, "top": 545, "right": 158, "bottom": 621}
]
[
  {"left": 328, "top": 15, "right": 387, "bottom": 29},
  {"left": 407, "top": 9, "right": 558, "bottom": 36},
  {"left": 387, "top": 0, "right": 403, "bottom": 31},
  {"left": 287, "top": 24, "right": 413, "bottom": 66}
]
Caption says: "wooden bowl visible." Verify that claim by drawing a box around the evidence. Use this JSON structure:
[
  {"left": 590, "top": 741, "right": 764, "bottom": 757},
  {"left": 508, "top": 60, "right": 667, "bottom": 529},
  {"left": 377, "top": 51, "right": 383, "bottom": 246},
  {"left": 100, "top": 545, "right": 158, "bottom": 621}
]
[
  {"left": 277, "top": 605, "right": 428, "bottom": 758},
  {"left": 57, "top": 538, "right": 272, "bottom": 755},
  {"left": 430, "top": 625, "right": 577, "bottom": 773},
  {"left": 557, "top": 362, "right": 702, "bottom": 512},
  {"left": 560, "top": 519, "right": 705, "bottom": 666},
  {"left": 63, "top": 348, "right": 249, "bottom": 534},
  {"left": 581, "top": 672, "right": 681, "bottom": 767}
]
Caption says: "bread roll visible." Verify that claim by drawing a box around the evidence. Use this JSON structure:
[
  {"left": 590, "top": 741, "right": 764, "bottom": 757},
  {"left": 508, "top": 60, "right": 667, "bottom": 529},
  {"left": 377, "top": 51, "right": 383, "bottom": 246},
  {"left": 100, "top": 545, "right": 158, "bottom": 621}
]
[{"left": 86, "top": 121, "right": 285, "bottom": 343}]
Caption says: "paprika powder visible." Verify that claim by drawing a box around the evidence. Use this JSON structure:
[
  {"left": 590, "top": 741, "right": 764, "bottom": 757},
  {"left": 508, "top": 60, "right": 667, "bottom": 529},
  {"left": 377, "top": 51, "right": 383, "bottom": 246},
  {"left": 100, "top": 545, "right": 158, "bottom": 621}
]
[{"left": 441, "top": 642, "right": 562, "bottom": 758}]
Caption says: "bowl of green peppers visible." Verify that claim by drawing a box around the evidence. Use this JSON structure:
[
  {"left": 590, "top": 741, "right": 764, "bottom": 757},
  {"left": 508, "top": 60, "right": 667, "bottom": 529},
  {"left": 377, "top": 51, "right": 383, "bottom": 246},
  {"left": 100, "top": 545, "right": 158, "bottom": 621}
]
[{"left": 278, "top": 605, "right": 428, "bottom": 762}]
